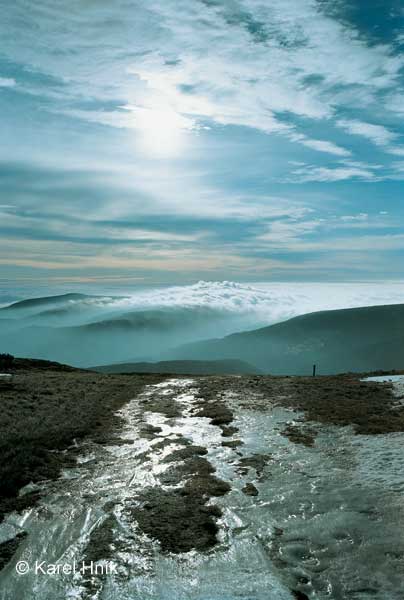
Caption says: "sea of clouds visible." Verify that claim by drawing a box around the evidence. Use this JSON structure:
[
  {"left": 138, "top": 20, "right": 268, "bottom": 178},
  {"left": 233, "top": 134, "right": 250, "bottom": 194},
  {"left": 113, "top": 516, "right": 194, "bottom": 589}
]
[
  {"left": 3, "top": 280, "right": 404, "bottom": 366},
  {"left": 52, "top": 280, "right": 404, "bottom": 330}
]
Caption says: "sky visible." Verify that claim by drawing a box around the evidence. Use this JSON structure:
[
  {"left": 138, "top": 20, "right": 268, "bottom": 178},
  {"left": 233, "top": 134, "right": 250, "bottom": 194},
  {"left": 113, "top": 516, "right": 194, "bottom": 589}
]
[{"left": 0, "top": 0, "right": 404, "bottom": 292}]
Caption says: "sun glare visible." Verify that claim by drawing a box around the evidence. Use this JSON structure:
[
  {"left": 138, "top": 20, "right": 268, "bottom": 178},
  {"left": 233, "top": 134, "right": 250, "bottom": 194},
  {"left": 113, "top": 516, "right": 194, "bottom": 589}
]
[{"left": 124, "top": 105, "right": 194, "bottom": 158}]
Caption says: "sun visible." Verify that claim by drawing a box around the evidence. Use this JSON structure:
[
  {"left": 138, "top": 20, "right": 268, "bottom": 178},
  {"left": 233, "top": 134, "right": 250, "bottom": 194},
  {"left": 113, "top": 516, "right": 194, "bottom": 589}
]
[
  {"left": 138, "top": 108, "right": 187, "bottom": 157},
  {"left": 124, "top": 105, "right": 194, "bottom": 158}
]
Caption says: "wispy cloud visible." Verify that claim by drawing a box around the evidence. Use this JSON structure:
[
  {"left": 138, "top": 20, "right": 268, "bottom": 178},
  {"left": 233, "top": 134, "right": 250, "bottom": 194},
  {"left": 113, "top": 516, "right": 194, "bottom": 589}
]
[
  {"left": 1, "top": 1, "right": 404, "bottom": 283},
  {"left": 298, "top": 138, "right": 351, "bottom": 157},
  {"left": 0, "top": 77, "right": 16, "bottom": 88},
  {"left": 290, "top": 165, "right": 377, "bottom": 182},
  {"left": 337, "top": 119, "right": 400, "bottom": 149},
  {"left": 3, "top": 1, "right": 404, "bottom": 148}
]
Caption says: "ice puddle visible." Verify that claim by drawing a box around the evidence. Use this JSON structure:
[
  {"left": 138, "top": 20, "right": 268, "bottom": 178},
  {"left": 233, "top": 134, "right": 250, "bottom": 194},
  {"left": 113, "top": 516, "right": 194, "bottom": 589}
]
[{"left": 1, "top": 378, "right": 404, "bottom": 599}]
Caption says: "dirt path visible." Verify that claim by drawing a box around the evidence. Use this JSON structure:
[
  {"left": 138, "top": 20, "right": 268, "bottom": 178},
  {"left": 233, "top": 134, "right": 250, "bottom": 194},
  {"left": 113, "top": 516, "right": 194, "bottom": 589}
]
[{"left": 1, "top": 372, "right": 404, "bottom": 599}]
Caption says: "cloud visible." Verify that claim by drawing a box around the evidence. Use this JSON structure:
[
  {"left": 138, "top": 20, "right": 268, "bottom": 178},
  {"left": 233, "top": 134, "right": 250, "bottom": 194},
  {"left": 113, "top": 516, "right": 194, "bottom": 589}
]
[
  {"left": 337, "top": 119, "right": 398, "bottom": 146},
  {"left": 291, "top": 165, "right": 376, "bottom": 182},
  {"left": 336, "top": 119, "right": 404, "bottom": 157},
  {"left": 0, "top": 235, "right": 259, "bottom": 274},
  {"left": 298, "top": 138, "right": 351, "bottom": 157},
  {"left": 386, "top": 93, "right": 404, "bottom": 115},
  {"left": 257, "top": 218, "right": 323, "bottom": 244},
  {"left": 3, "top": 0, "right": 404, "bottom": 148},
  {"left": 0, "top": 77, "right": 16, "bottom": 88},
  {"left": 8, "top": 279, "right": 404, "bottom": 329},
  {"left": 1, "top": 1, "right": 404, "bottom": 284},
  {"left": 102, "top": 279, "right": 404, "bottom": 323},
  {"left": 253, "top": 210, "right": 399, "bottom": 252},
  {"left": 283, "top": 234, "right": 404, "bottom": 252},
  {"left": 388, "top": 146, "right": 404, "bottom": 157},
  {"left": 340, "top": 213, "right": 368, "bottom": 222},
  {"left": 0, "top": 158, "right": 313, "bottom": 227}
]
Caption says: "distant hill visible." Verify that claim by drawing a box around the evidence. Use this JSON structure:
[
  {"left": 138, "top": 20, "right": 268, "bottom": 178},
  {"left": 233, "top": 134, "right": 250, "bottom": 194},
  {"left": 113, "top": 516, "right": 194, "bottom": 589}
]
[
  {"left": 0, "top": 304, "right": 239, "bottom": 367},
  {"left": 4, "top": 292, "right": 404, "bottom": 374},
  {"left": 0, "top": 294, "right": 20, "bottom": 306},
  {"left": 170, "top": 303, "right": 404, "bottom": 375},
  {"left": 0, "top": 293, "right": 91, "bottom": 311},
  {"left": 6, "top": 356, "right": 79, "bottom": 371},
  {"left": 75, "top": 306, "right": 221, "bottom": 332},
  {"left": 90, "top": 359, "right": 261, "bottom": 375}
]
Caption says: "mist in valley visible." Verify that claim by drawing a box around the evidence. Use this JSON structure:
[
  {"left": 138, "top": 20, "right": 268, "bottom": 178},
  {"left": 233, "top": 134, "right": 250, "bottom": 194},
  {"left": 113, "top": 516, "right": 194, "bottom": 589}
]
[{"left": 1, "top": 280, "right": 404, "bottom": 371}]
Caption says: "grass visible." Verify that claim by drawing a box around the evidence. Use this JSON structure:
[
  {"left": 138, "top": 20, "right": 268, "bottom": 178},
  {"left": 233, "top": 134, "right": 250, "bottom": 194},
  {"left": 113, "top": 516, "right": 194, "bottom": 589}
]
[{"left": 0, "top": 359, "right": 165, "bottom": 520}]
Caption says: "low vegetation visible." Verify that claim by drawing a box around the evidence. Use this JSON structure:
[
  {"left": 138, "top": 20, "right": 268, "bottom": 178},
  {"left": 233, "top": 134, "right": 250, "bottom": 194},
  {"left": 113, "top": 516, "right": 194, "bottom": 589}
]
[
  {"left": 0, "top": 353, "right": 14, "bottom": 371},
  {"left": 0, "top": 359, "right": 164, "bottom": 520}
]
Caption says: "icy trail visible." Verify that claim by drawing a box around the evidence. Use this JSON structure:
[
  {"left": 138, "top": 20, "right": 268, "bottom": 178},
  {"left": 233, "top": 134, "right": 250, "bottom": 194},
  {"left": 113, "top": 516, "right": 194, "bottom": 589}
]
[{"left": 1, "top": 378, "right": 404, "bottom": 599}]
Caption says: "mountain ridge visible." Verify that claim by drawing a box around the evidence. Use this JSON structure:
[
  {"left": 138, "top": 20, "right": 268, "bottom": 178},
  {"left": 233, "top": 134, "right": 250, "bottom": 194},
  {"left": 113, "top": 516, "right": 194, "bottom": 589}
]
[
  {"left": 90, "top": 359, "right": 261, "bottom": 375},
  {"left": 0, "top": 293, "right": 92, "bottom": 311},
  {"left": 170, "top": 303, "right": 404, "bottom": 375}
]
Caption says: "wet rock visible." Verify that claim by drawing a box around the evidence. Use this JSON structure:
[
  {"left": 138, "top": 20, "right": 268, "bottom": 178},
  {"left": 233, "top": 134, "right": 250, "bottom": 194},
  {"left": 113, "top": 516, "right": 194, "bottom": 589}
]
[
  {"left": 152, "top": 435, "right": 187, "bottom": 451},
  {"left": 143, "top": 396, "right": 182, "bottom": 418},
  {"left": 139, "top": 424, "right": 162, "bottom": 438},
  {"left": 242, "top": 483, "right": 259, "bottom": 496},
  {"left": 162, "top": 445, "right": 208, "bottom": 463},
  {"left": 221, "top": 439, "right": 243, "bottom": 448},
  {"left": 292, "top": 591, "right": 310, "bottom": 600},
  {"left": 159, "top": 456, "right": 216, "bottom": 487},
  {"left": 221, "top": 425, "right": 239, "bottom": 437},
  {"left": 194, "top": 401, "right": 233, "bottom": 426},
  {"left": 237, "top": 453, "right": 272, "bottom": 476},
  {"left": 282, "top": 423, "right": 316, "bottom": 447},
  {"left": 142, "top": 423, "right": 162, "bottom": 433},
  {"left": 107, "top": 437, "right": 135, "bottom": 446},
  {"left": 182, "top": 474, "right": 231, "bottom": 498}
]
